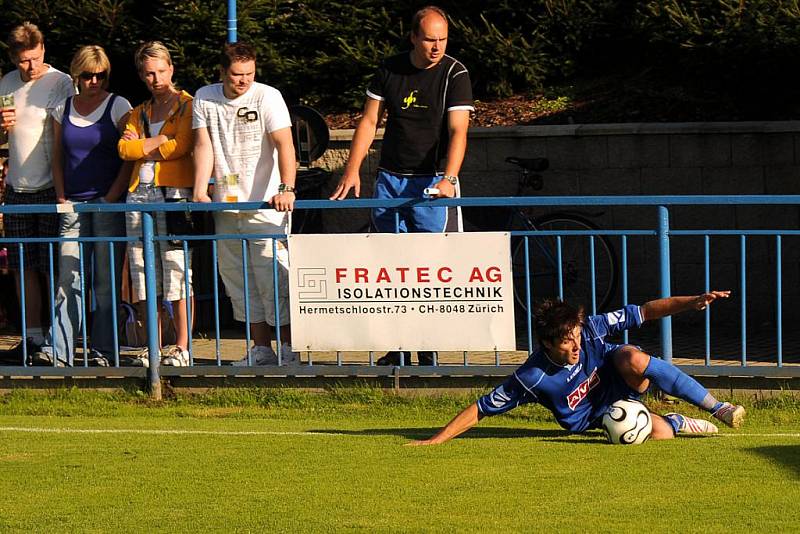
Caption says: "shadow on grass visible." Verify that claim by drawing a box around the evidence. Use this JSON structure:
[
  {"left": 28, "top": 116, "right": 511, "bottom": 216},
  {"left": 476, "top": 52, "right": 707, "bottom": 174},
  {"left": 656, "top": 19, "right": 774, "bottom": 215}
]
[
  {"left": 749, "top": 445, "right": 800, "bottom": 479},
  {"left": 310, "top": 427, "right": 576, "bottom": 441}
]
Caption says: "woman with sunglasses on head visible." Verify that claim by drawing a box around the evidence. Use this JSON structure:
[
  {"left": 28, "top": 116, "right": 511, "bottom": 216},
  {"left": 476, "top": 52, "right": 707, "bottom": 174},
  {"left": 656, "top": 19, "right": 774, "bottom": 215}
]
[
  {"left": 32, "top": 45, "right": 132, "bottom": 367},
  {"left": 117, "top": 41, "right": 194, "bottom": 367}
]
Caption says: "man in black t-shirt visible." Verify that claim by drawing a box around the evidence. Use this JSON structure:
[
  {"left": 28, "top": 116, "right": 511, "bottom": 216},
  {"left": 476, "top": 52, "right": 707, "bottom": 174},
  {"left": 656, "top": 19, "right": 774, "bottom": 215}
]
[{"left": 330, "top": 5, "right": 474, "bottom": 366}]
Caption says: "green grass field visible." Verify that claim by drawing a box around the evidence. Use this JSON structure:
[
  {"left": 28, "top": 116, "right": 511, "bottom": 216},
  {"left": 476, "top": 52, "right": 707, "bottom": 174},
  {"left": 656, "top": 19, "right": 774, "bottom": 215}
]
[{"left": 1, "top": 388, "right": 799, "bottom": 532}]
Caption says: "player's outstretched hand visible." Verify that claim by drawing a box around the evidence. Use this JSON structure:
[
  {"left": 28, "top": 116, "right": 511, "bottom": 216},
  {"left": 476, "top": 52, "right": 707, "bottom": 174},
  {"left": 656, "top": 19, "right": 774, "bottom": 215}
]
[{"left": 693, "top": 290, "right": 731, "bottom": 310}]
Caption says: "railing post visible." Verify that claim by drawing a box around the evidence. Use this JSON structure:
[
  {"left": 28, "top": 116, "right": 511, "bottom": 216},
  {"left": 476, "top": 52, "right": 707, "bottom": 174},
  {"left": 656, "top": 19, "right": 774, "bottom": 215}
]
[
  {"left": 141, "top": 211, "right": 162, "bottom": 399},
  {"left": 657, "top": 206, "right": 673, "bottom": 363},
  {"left": 227, "top": 0, "right": 237, "bottom": 42}
]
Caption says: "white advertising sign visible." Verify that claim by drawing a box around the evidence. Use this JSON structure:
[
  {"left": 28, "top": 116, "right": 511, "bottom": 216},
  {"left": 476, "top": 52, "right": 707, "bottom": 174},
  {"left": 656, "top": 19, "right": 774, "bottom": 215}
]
[{"left": 288, "top": 232, "right": 515, "bottom": 351}]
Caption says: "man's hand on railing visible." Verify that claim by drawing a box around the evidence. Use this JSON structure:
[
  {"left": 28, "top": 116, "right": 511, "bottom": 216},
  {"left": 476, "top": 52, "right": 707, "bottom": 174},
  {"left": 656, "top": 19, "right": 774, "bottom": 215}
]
[
  {"left": 431, "top": 178, "right": 455, "bottom": 198},
  {"left": 193, "top": 192, "right": 212, "bottom": 203},
  {"left": 329, "top": 171, "right": 361, "bottom": 200},
  {"left": 269, "top": 191, "right": 295, "bottom": 212}
]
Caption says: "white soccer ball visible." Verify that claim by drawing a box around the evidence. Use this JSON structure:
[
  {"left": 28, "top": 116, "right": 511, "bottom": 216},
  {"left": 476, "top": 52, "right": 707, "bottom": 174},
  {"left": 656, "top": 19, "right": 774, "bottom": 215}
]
[{"left": 601, "top": 399, "right": 653, "bottom": 445}]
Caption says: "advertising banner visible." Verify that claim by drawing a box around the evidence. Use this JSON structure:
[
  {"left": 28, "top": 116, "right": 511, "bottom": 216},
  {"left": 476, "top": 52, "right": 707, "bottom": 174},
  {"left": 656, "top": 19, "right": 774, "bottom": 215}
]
[{"left": 288, "top": 232, "right": 515, "bottom": 351}]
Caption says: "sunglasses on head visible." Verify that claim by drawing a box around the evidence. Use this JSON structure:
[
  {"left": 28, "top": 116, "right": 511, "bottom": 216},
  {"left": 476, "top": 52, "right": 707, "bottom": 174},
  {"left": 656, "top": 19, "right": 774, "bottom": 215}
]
[{"left": 79, "top": 71, "right": 107, "bottom": 81}]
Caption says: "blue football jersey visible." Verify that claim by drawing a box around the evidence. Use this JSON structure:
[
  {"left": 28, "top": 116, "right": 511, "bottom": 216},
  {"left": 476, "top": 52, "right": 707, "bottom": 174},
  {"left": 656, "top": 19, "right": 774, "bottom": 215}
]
[{"left": 477, "top": 304, "right": 645, "bottom": 432}]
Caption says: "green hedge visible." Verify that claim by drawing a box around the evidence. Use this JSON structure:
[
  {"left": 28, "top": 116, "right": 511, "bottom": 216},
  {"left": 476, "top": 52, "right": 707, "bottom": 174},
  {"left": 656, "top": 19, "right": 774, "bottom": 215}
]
[{"left": 1, "top": 0, "right": 799, "bottom": 116}]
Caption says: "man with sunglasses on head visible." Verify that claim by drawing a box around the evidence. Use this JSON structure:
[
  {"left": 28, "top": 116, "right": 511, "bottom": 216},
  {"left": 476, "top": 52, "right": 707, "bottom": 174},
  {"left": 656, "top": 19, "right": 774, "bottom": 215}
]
[
  {"left": 0, "top": 22, "right": 74, "bottom": 363},
  {"left": 192, "top": 42, "right": 299, "bottom": 366}
]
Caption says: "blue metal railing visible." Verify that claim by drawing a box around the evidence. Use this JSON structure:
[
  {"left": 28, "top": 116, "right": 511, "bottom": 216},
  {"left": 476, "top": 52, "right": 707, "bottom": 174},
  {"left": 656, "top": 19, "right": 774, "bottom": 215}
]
[{"left": 2, "top": 195, "right": 800, "bottom": 394}]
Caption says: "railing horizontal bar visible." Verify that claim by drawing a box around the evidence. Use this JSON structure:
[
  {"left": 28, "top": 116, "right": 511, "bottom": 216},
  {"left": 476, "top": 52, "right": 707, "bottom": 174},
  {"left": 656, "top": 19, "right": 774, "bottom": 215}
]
[
  {"left": 0, "top": 366, "right": 147, "bottom": 377},
  {"left": 158, "top": 365, "right": 523, "bottom": 377},
  {"left": 672, "top": 230, "right": 800, "bottom": 236},
  {"left": 0, "top": 236, "right": 135, "bottom": 244},
  {"left": 512, "top": 230, "right": 655, "bottom": 236},
  {"left": 4, "top": 364, "right": 797, "bottom": 379},
  {"left": 677, "top": 365, "right": 800, "bottom": 378},
  {"left": 151, "top": 233, "right": 286, "bottom": 242},
  {"left": 5, "top": 195, "right": 800, "bottom": 215}
]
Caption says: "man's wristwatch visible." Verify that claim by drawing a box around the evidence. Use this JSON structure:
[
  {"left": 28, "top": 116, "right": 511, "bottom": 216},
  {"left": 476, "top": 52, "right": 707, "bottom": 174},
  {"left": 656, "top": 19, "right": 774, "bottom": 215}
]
[
  {"left": 278, "top": 184, "right": 296, "bottom": 194},
  {"left": 443, "top": 175, "right": 458, "bottom": 185}
]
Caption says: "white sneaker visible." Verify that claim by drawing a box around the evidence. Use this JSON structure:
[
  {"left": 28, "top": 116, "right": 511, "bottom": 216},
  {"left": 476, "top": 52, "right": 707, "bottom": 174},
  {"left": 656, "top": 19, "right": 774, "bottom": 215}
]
[
  {"left": 161, "top": 346, "right": 190, "bottom": 367},
  {"left": 665, "top": 413, "right": 719, "bottom": 434},
  {"left": 277, "top": 342, "right": 300, "bottom": 366},
  {"left": 712, "top": 402, "right": 746, "bottom": 428},
  {"left": 231, "top": 345, "right": 277, "bottom": 366},
  {"left": 121, "top": 354, "right": 150, "bottom": 368}
]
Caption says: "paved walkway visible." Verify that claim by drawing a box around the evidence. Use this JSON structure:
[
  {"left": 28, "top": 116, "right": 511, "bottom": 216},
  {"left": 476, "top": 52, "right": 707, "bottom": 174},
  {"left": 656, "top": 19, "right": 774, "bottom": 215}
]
[{"left": 2, "top": 324, "right": 798, "bottom": 368}]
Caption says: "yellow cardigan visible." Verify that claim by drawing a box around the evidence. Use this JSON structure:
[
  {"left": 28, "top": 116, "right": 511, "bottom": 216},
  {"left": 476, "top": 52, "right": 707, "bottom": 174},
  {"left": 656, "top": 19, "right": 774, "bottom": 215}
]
[{"left": 118, "top": 90, "right": 194, "bottom": 191}]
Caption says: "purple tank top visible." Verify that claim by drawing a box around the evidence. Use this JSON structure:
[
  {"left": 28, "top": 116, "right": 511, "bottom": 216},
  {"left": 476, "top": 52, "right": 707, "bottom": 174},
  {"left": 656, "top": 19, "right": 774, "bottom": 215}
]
[{"left": 61, "top": 94, "right": 124, "bottom": 201}]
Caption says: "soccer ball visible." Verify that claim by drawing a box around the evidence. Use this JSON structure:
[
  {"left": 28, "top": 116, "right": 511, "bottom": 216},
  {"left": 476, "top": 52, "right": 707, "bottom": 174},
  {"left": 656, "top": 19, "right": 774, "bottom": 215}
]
[{"left": 601, "top": 399, "right": 652, "bottom": 445}]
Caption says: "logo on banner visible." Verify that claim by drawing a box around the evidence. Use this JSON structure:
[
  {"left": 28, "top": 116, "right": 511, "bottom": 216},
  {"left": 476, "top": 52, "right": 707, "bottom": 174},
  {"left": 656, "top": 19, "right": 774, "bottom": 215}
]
[{"left": 296, "top": 268, "right": 327, "bottom": 299}]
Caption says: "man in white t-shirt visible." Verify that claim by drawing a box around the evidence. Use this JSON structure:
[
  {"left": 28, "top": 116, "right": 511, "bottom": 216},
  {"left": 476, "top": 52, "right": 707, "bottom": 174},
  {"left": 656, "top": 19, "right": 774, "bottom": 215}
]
[
  {"left": 192, "top": 42, "right": 299, "bottom": 366},
  {"left": 0, "top": 22, "right": 74, "bottom": 361}
]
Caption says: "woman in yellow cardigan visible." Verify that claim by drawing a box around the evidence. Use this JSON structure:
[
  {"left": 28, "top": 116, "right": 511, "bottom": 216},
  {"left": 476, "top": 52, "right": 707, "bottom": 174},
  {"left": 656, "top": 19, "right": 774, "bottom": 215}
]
[{"left": 118, "top": 41, "right": 193, "bottom": 367}]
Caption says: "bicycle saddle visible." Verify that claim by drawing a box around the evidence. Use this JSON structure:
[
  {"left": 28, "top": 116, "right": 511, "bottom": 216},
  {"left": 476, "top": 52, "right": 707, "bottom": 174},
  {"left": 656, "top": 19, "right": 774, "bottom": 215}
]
[{"left": 506, "top": 156, "right": 549, "bottom": 172}]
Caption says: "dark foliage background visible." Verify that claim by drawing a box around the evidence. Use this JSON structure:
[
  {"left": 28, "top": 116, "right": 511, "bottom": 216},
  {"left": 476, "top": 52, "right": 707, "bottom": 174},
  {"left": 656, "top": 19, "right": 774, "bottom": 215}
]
[{"left": 1, "top": 0, "right": 799, "bottom": 121}]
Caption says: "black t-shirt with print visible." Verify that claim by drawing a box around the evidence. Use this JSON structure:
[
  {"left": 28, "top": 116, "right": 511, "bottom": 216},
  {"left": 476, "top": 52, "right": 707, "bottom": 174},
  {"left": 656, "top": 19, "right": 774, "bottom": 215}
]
[{"left": 367, "top": 53, "right": 473, "bottom": 176}]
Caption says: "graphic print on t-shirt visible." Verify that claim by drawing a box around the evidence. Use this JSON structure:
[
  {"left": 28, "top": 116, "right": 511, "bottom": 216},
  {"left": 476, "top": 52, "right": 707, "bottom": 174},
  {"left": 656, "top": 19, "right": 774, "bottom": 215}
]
[
  {"left": 367, "top": 53, "right": 473, "bottom": 175},
  {"left": 401, "top": 90, "right": 428, "bottom": 110}
]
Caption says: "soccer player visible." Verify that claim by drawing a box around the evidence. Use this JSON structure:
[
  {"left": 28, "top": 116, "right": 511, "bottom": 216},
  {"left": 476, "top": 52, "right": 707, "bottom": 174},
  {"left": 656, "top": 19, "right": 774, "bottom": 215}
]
[{"left": 410, "top": 291, "right": 746, "bottom": 445}]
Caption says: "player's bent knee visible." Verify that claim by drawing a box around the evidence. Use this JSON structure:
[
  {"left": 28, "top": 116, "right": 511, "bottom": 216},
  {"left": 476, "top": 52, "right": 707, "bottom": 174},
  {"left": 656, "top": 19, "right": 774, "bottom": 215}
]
[
  {"left": 613, "top": 345, "right": 650, "bottom": 376},
  {"left": 613, "top": 346, "right": 651, "bottom": 393}
]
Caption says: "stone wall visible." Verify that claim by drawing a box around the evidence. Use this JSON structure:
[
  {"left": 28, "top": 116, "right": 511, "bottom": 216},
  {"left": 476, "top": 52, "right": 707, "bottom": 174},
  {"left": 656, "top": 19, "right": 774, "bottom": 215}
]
[{"left": 307, "top": 122, "right": 800, "bottom": 326}]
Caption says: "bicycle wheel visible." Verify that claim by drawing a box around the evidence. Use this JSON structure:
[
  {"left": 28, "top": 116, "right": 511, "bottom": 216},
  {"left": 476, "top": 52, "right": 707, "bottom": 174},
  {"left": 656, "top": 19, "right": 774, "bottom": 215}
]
[{"left": 512, "top": 213, "right": 618, "bottom": 317}]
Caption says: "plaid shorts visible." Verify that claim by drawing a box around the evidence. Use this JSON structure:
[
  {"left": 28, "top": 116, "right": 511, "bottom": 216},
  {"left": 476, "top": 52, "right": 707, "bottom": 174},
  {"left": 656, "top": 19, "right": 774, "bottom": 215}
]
[
  {"left": 125, "top": 184, "right": 192, "bottom": 301},
  {"left": 3, "top": 186, "right": 59, "bottom": 270}
]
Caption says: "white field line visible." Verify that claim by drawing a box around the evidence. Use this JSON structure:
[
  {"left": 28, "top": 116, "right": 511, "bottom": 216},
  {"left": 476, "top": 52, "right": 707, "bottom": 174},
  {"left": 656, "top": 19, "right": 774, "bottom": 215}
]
[
  {"left": 0, "top": 426, "right": 347, "bottom": 437},
  {"left": 716, "top": 433, "right": 800, "bottom": 438},
  {"left": 0, "top": 426, "right": 799, "bottom": 438}
]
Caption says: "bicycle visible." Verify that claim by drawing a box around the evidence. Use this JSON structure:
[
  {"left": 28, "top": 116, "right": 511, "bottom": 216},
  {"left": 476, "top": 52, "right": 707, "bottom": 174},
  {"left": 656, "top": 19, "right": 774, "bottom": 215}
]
[{"left": 462, "top": 156, "right": 619, "bottom": 316}]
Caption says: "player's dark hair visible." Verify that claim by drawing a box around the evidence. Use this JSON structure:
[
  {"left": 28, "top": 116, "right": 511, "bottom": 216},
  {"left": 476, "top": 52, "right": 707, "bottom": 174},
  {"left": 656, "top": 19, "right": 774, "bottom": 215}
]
[
  {"left": 533, "top": 299, "right": 585, "bottom": 346},
  {"left": 411, "top": 5, "right": 448, "bottom": 35},
  {"left": 221, "top": 42, "right": 256, "bottom": 70}
]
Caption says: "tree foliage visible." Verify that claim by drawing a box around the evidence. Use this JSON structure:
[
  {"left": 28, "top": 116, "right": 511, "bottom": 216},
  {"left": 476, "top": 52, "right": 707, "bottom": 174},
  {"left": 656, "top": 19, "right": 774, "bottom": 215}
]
[{"left": 0, "top": 0, "right": 798, "bottom": 116}]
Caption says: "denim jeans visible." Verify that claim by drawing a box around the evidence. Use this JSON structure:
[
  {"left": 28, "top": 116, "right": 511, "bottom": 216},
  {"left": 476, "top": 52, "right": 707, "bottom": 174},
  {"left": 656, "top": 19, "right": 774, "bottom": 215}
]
[{"left": 43, "top": 199, "right": 126, "bottom": 363}]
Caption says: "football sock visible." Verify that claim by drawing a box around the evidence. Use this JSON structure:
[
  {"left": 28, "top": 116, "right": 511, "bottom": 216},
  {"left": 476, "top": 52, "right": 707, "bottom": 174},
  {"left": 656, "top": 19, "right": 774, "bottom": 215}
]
[
  {"left": 643, "top": 356, "right": 718, "bottom": 411},
  {"left": 663, "top": 413, "right": 683, "bottom": 435}
]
